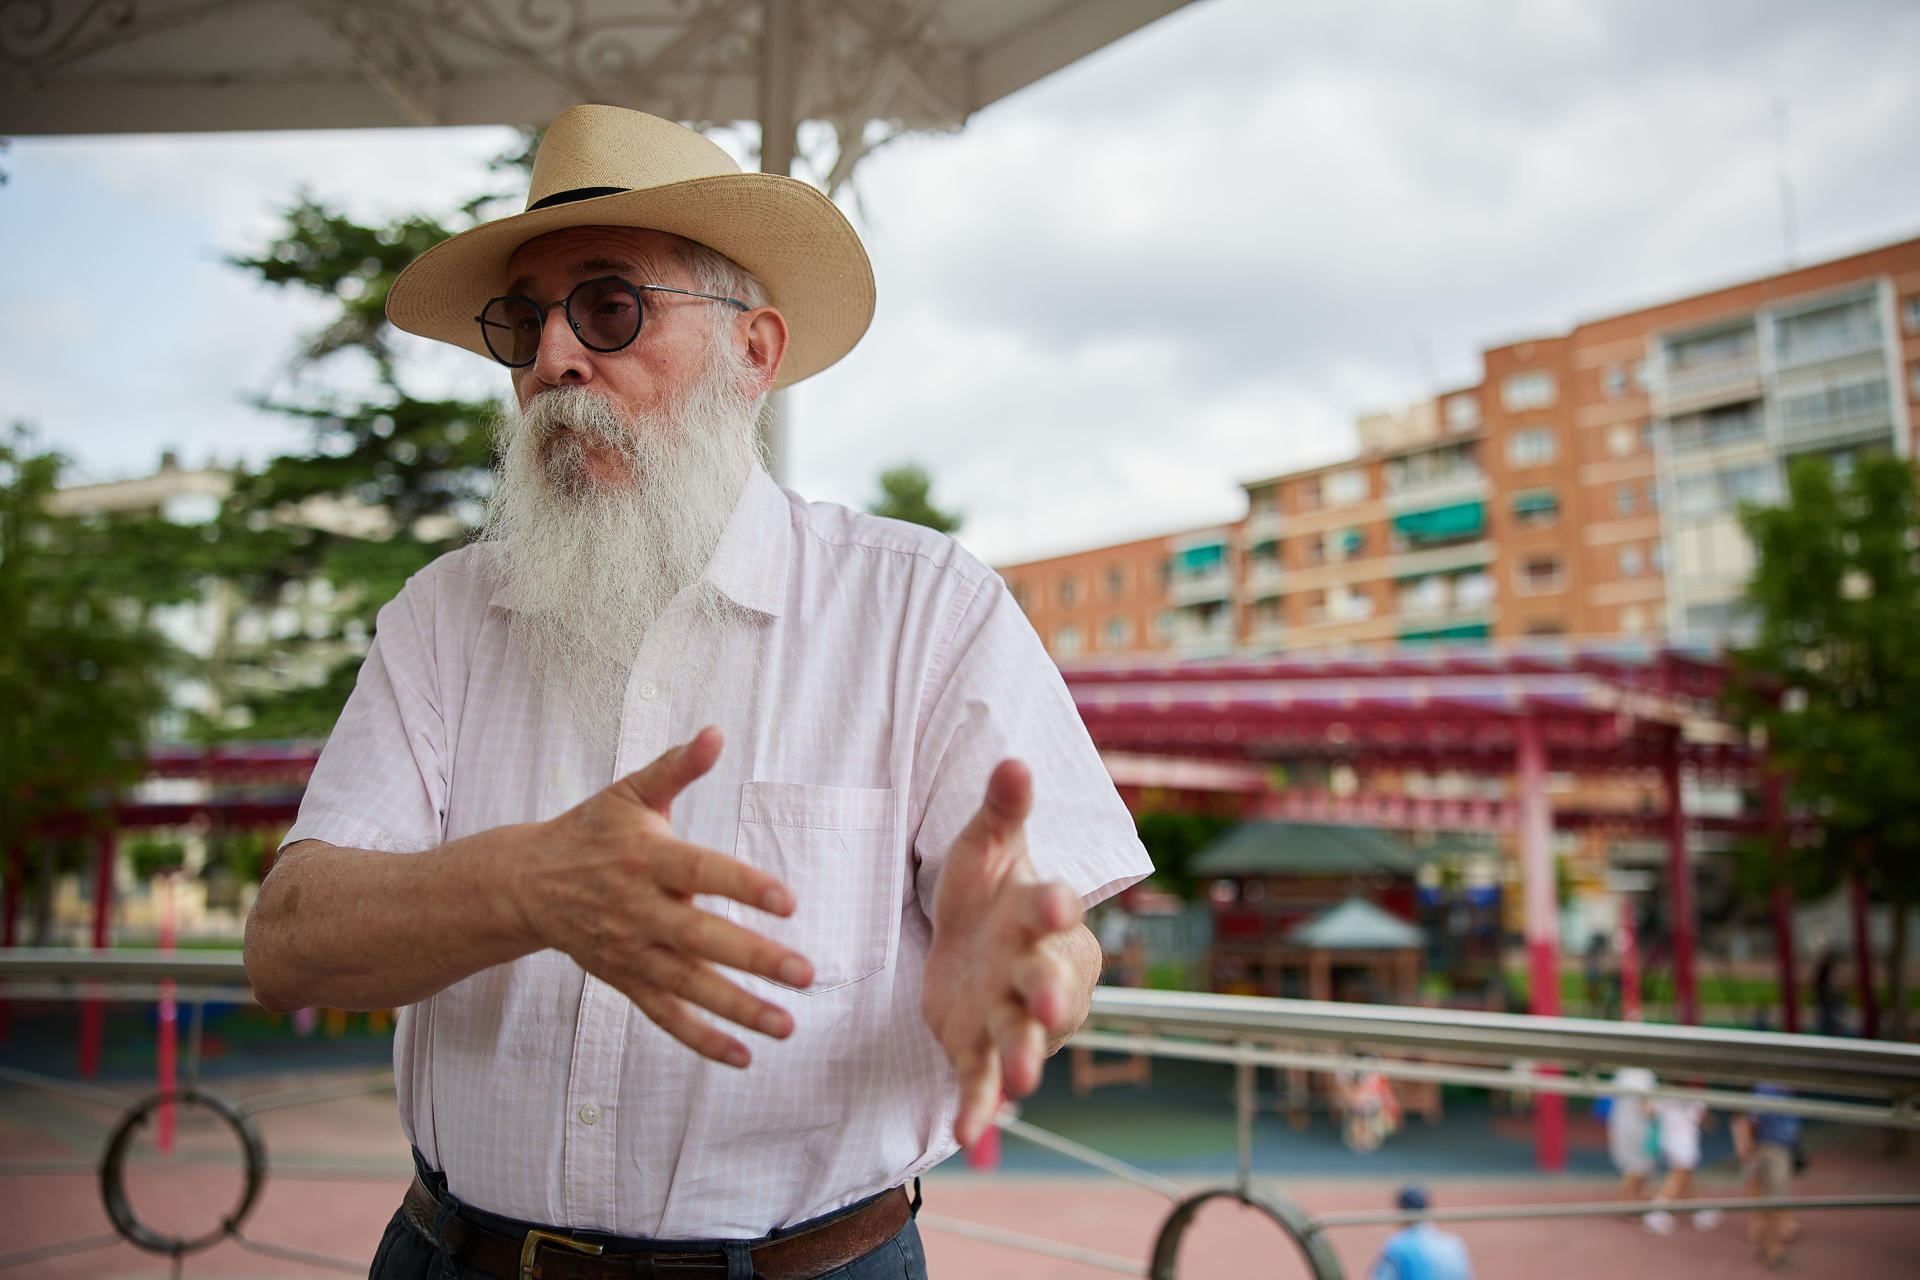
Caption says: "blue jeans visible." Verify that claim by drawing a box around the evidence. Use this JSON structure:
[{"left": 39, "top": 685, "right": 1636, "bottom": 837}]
[{"left": 367, "top": 1158, "right": 928, "bottom": 1280}]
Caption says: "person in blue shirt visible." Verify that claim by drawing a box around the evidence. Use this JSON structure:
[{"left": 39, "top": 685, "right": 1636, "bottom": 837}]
[
  {"left": 1370, "top": 1186, "right": 1475, "bottom": 1280},
  {"left": 1732, "top": 1083, "right": 1803, "bottom": 1268}
]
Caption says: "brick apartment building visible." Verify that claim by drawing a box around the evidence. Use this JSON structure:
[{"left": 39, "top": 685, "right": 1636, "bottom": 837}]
[{"left": 996, "top": 234, "right": 1920, "bottom": 659}]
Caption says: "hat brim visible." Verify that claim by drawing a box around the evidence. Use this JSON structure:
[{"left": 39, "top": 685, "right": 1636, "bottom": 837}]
[{"left": 385, "top": 173, "right": 874, "bottom": 391}]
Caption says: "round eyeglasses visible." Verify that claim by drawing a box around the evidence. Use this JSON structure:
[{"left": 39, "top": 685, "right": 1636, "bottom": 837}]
[{"left": 474, "top": 275, "right": 749, "bottom": 368}]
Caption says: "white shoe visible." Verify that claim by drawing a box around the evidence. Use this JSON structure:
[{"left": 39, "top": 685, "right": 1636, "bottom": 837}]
[
  {"left": 1643, "top": 1210, "right": 1677, "bottom": 1235},
  {"left": 1694, "top": 1209, "right": 1724, "bottom": 1231}
]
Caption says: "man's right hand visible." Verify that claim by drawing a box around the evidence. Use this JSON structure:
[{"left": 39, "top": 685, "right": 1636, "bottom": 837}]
[{"left": 513, "top": 726, "right": 812, "bottom": 1068}]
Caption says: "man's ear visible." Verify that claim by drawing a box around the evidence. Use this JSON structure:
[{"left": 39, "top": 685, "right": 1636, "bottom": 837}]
[{"left": 740, "top": 306, "right": 788, "bottom": 396}]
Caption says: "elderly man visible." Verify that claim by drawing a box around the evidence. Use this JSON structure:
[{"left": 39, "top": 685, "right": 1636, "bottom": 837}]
[{"left": 242, "top": 105, "right": 1148, "bottom": 1280}]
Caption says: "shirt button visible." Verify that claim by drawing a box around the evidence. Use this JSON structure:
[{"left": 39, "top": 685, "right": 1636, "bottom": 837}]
[
  {"left": 639, "top": 683, "right": 658, "bottom": 701},
  {"left": 578, "top": 1104, "right": 600, "bottom": 1126}
]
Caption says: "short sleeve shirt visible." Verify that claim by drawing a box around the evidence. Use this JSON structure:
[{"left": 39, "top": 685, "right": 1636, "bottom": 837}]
[{"left": 283, "top": 469, "right": 1151, "bottom": 1238}]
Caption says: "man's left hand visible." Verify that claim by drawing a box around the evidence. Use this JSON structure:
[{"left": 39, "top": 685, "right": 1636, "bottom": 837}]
[{"left": 921, "top": 759, "right": 1090, "bottom": 1147}]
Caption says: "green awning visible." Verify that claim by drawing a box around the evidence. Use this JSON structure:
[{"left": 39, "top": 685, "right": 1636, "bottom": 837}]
[
  {"left": 1391, "top": 501, "right": 1484, "bottom": 544},
  {"left": 1399, "top": 622, "right": 1492, "bottom": 645},
  {"left": 1176, "top": 543, "right": 1225, "bottom": 573},
  {"left": 1512, "top": 490, "right": 1559, "bottom": 516}
]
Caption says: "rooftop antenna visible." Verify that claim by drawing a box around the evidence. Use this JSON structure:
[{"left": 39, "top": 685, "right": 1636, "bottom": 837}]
[{"left": 1773, "top": 97, "right": 1797, "bottom": 271}]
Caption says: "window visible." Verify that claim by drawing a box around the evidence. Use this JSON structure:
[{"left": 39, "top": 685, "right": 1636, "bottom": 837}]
[
  {"left": 1339, "top": 527, "right": 1367, "bottom": 561},
  {"left": 1251, "top": 598, "right": 1284, "bottom": 633},
  {"left": 1502, "top": 370, "right": 1557, "bottom": 411},
  {"left": 1778, "top": 375, "right": 1890, "bottom": 432},
  {"left": 1524, "top": 619, "right": 1567, "bottom": 636},
  {"left": 1397, "top": 575, "right": 1449, "bottom": 617},
  {"left": 1304, "top": 589, "right": 1328, "bottom": 625},
  {"left": 1650, "top": 542, "right": 1668, "bottom": 573},
  {"left": 1618, "top": 545, "right": 1644, "bottom": 578},
  {"left": 1156, "top": 610, "right": 1174, "bottom": 637},
  {"left": 1614, "top": 484, "right": 1636, "bottom": 516},
  {"left": 1296, "top": 477, "right": 1323, "bottom": 511},
  {"left": 1507, "top": 427, "right": 1557, "bottom": 468},
  {"left": 1904, "top": 297, "right": 1920, "bottom": 335},
  {"left": 1603, "top": 363, "right": 1629, "bottom": 399},
  {"left": 1667, "top": 324, "right": 1755, "bottom": 371},
  {"left": 1325, "top": 469, "right": 1369, "bottom": 506},
  {"left": 1446, "top": 394, "right": 1481, "bottom": 432},
  {"left": 1606, "top": 423, "right": 1638, "bottom": 458},
  {"left": 1105, "top": 565, "right": 1128, "bottom": 598},
  {"left": 1010, "top": 582, "right": 1032, "bottom": 613},
  {"left": 1386, "top": 441, "right": 1480, "bottom": 494},
  {"left": 1776, "top": 296, "right": 1879, "bottom": 365},
  {"left": 1304, "top": 533, "right": 1327, "bottom": 567},
  {"left": 1103, "top": 617, "right": 1130, "bottom": 649},
  {"left": 1329, "top": 583, "right": 1374, "bottom": 621},
  {"left": 1250, "top": 488, "right": 1279, "bottom": 516},
  {"left": 1054, "top": 625, "right": 1082, "bottom": 656},
  {"left": 1512, "top": 489, "right": 1559, "bottom": 527},
  {"left": 1455, "top": 570, "right": 1495, "bottom": 609},
  {"left": 1518, "top": 555, "right": 1565, "bottom": 595},
  {"left": 1911, "top": 362, "right": 1920, "bottom": 402},
  {"left": 1668, "top": 401, "right": 1763, "bottom": 452}
]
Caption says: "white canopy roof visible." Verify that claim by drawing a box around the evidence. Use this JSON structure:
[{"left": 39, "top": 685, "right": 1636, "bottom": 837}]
[{"left": 3, "top": 0, "right": 1197, "bottom": 183}]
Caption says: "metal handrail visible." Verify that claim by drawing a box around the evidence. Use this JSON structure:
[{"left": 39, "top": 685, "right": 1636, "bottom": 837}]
[
  {"left": 1086, "top": 987, "right": 1920, "bottom": 1104},
  {"left": 7, "top": 950, "right": 1916, "bottom": 1101}
]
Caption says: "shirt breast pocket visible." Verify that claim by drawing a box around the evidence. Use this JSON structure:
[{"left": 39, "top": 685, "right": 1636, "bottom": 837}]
[{"left": 728, "top": 782, "right": 900, "bottom": 995}]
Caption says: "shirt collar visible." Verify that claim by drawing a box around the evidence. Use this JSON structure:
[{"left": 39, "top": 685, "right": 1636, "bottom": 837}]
[
  {"left": 484, "top": 467, "right": 790, "bottom": 618},
  {"left": 701, "top": 466, "right": 790, "bottom": 618}
]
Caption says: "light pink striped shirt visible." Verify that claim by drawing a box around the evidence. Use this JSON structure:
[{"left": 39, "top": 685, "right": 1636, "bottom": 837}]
[{"left": 285, "top": 468, "right": 1149, "bottom": 1238}]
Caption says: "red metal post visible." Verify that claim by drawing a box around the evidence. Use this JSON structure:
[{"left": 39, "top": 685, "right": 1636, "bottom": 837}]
[
  {"left": 157, "top": 872, "right": 178, "bottom": 1155},
  {"left": 1515, "top": 716, "right": 1565, "bottom": 1172},
  {"left": 78, "top": 829, "right": 115, "bottom": 1079},
  {"left": 1660, "top": 733, "right": 1699, "bottom": 1026},
  {"left": 1849, "top": 872, "right": 1880, "bottom": 1040},
  {"left": 1764, "top": 771, "right": 1798, "bottom": 1034}
]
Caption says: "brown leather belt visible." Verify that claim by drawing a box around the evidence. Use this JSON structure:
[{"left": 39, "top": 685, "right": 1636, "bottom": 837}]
[{"left": 401, "top": 1173, "right": 911, "bottom": 1280}]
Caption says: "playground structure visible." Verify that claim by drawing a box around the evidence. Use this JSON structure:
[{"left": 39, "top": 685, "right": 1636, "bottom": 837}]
[{"left": 0, "top": 641, "right": 1833, "bottom": 1172}]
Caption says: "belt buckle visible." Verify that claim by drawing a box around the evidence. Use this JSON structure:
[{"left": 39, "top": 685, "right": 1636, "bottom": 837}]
[{"left": 520, "top": 1227, "right": 605, "bottom": 1279}]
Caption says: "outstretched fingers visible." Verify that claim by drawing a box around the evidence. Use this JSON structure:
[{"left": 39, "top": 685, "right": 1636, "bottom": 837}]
[{"left": 632, "top": 988, "right": 753, "bottom": 1069}]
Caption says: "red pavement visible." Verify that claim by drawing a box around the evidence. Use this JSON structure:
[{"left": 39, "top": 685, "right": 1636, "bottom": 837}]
[{"left": 4, "top": 1072, "right": 1917, "bottom": 1278}]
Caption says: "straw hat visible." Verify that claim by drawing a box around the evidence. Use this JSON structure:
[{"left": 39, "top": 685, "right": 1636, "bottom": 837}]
[{"left": 386, "top": 104, "right": 874, "bottom": 390}]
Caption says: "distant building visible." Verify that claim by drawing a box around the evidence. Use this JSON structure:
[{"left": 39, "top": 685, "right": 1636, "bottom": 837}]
[
  {"left": 48, "top": 452, "right": 460, "bottom": 735},
  {"left": 995, "top": 234, "right": 1920, "bottom": 656}
]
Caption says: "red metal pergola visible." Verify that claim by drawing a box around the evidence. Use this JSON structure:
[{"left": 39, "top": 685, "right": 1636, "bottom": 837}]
[{"left": 1060, "top": 640, "right": 1780, "bottom": 1172}]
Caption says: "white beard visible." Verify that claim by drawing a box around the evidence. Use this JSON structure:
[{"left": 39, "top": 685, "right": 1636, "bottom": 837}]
[{"left": 480, "top": 347, "right": 764, "bottom": 750}]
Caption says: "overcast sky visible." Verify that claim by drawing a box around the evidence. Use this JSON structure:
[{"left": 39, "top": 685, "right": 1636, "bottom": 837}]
[{"left": 4, "top": 0, "right": 1918, "bottom": 565}]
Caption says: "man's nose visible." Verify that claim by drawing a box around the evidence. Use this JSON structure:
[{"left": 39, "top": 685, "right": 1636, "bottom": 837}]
[{"left": 530, "top": 304, "right": 592, "bottom": 386}]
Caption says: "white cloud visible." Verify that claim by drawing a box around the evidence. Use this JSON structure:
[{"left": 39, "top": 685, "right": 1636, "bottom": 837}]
[{"left": 5, "top": 0, "right": 1919, "bottom": 559}]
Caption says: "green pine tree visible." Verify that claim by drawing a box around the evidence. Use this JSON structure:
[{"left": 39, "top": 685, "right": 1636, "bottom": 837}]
[{"left": 866, "top": 463, "right": 962, "bottom": 534}]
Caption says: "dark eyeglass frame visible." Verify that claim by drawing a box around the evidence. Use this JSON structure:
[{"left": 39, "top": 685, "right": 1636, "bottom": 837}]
[{"left": 473, "top": 275, "right": 750, "bottom": 368}]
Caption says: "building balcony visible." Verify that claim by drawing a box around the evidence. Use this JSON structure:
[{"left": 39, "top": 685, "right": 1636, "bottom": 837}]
[
  {"left": 1656, "top": 353, "right": 1763, "bottom": 415},
  {"left": 1243, "top": 509, "right": 1284, "bottom": 542},
  {"left": 1243, "top": 558, "right": 1284, "bottom": 595},
  {"left": 1167, "top": 613, "right": 1235, "bottom": 655},
  {"left": 1167, "top": 569, "right": 1234, "bottom": 606},
  {"left": 1383, "top": 471, "right": 1488, "bottom": 513},
  {"left": 1776, "top": 326, "right": 1883, "bottom": 371},
  {"left": 1386, "top": 538, "right": 1494, "bottom": 579},
  {"left": 1779, "top": 405, "right": 1895, "bottom": 455}
]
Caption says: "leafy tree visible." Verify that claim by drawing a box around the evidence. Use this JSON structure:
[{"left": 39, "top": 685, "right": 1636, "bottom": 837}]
[
  {"left": 0, "top": 427, "right": 193, "bottom": 936},
  {"left": 206, "top": 145, "right": 536, "bottom": 737},
  {"left": 866, "top": 464, "right": 962, "bottom": 534},
  {"left": 1730, "top": 454, "right": 1920, "bottom": 1039},
  {"left": 1134, "top": 811, "right": 1236, "bottom": 901}
]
